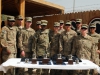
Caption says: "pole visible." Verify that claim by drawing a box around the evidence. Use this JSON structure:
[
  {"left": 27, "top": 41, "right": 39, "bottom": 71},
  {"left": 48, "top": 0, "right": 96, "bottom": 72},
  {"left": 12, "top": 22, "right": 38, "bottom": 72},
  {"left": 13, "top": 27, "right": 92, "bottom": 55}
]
[{"left": 73, "top": 0, "right": 75, "bottom": 13}]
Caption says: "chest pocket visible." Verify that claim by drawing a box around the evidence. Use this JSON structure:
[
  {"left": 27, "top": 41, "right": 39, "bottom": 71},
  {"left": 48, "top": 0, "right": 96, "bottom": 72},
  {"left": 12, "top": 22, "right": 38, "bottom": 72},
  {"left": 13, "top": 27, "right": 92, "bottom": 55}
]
[
  {"left": 63, "top": 35, "right": 67, "bottom": 41},
  {"left": 7, "top": 30, "right": 16, "bottom": 41},
  {"left": 39, "top": 33, "right": 49, "bottom": 42}
]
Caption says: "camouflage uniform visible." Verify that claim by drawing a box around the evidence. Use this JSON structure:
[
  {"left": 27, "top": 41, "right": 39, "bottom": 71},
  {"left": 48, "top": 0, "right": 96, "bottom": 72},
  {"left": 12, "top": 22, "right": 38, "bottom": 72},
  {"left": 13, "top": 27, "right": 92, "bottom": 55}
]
[
  {"left": 58, "top": 20, "right": 65, "bottom": 34},
  {"left": 71, "top": 24, "right": 95, "bottom": 75},
  {"left": 18, "top": 17, "right": 35, "bottom": 75},
  {"left": 59, "top": 21, "right": 77, "bottom": 56},
  {"left": 49, "top": 22, "right": 60, "bottom": 75},
  {"left": 16, "top": 15, "right": 24, "bottom": 58},
  {"left": 1, "top": 16, "right": 17, "bottom": 75},
  {"left": 88, "top": 23, "right": 100, "bottom": 75},
  {"left": 75, "top": 19, "right": 82, "bottom": 35},
  {"left": 35, "top": 20, "right": 50, "bottom": 75},
  {"left": 49, "top": 22, "right": 60, "bottom": 57},
  {"left": 59, "top": 21, "right": 77, "bottom": 75}
]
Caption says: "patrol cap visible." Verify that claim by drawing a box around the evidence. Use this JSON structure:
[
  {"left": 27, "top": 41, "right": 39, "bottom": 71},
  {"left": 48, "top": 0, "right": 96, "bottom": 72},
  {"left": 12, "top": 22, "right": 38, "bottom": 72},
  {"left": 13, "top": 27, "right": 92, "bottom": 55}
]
[
  {"left": 65, "top": 20, "right": 71, "bottom": 25},
  {"left": 81, "top": 24, "right": 88, "bottom": 29},
  {"left": 16, "top": 15, "right": 23, "bottom": 20},
  {"left": 41, "top": 20, "right": 48, "bottom": 25},
  {"left": 76, "top": 19, "right": 82, "bottom": 23},
  {"left": 25, "top": 17, "right": 32, "bottom": 22},
  {"left": 59, "top": 20, "right": 64, "bottom": 24},
  {"left": 54, "top": 22, "right": 60, "bottom": 26},
  {"left": 89, "top": 23, "right": 96, "bottom": 28},
  {"left": 36, "top": 21, "right": 41, "bottom": 25},
  {"left": 7, "top": 16, "right": 15, "bottom": 22}
]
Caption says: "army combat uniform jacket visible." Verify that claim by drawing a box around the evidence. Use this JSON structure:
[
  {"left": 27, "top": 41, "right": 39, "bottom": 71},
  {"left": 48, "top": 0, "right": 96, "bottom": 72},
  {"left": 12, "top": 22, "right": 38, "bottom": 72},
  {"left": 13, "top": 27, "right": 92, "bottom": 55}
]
[
  {"left": 59, "top": 29, "right": 77, "bottom": 56},
  {"left": 35, "top": 29, "right": 50, "bottom": 56},
  {"left": 49, "top": 31, "right": 60, "bottom": 57},
  {"left": 1, "top": 26, "right": 17, "bottom": 53},
  {"left": 71, "top": 34, "right": 95, "bottom": 61},
  {"left": 18, "top": 28, "right": 35, "bottom": 54},
  {"left": 88, "top": 32, "right": 100, "bottom": 65}
]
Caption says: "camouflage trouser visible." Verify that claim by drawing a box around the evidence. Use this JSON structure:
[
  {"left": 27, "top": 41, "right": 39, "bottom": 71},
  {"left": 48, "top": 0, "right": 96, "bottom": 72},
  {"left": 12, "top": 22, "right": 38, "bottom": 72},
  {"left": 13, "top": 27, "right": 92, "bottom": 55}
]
[
  {"left": 17, "top": 52, "right": 35, "bottom": 75},
  {"left": 1, "top": 49, "right": 16, "bottom": 75},
  {"left": 36, "top": 69, "right": 49, "bottom": 75},
  {"left": 72, "top": 70, "right": 90, "bottom": 75},
  {"left": 50, "top": 70, "right": 65, "bottom": 75}
]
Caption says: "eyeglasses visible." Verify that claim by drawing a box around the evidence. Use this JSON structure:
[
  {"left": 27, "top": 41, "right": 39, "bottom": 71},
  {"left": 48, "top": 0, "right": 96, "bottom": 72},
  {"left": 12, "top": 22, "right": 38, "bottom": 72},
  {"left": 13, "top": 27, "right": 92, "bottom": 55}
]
[{"left": 81, "top": 28, "right": 87, "bottom": 30}]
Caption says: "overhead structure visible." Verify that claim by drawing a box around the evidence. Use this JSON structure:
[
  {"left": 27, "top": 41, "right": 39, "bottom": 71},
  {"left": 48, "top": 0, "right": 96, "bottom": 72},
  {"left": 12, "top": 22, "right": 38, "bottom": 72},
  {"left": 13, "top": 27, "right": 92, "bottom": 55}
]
[{"left": 0, "top": 0, "right": 64, "bottom": 31}]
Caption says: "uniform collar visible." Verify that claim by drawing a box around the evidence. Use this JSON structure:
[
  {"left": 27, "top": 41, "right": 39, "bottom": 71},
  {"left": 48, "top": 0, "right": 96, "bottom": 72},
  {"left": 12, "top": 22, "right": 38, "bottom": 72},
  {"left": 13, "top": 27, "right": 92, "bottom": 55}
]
[{"left": 7, "top": 26, "right": 14, "bottom": 30}]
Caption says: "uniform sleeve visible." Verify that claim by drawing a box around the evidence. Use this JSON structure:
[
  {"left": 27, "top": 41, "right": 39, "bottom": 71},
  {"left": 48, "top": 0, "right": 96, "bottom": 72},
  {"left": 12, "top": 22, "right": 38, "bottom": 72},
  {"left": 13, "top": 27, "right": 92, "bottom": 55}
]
[
  {"left": 71, "top": 36, "right": 78, "bottom": 55},
  {"left": 32, "top": 33, "right": 36, "bottom": 54},
  {"left": 0, "top": 27, "right": 8, "bottom": 48},
  {"left": 59, "top": 34, "right": 64, "bottom": 54},
  {"left": 91, "top": 42, "right": 96, "bottom": 62},
  {"left": 98, "top": 35, "right": 100, "bottom": 50},
  {"left": 18, "top": 31, "right": 24, "bottom": 51}
]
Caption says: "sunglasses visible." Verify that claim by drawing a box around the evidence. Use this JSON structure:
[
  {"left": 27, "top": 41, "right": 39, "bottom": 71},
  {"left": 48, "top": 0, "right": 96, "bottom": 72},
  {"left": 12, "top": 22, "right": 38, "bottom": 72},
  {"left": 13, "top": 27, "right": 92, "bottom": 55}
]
[
  {"left": 65, "top": 24, "right": 71, "bottom": 26},
  {"left": 90, "top": 27, "right": 95, "bottom": 29},
  {"left": 60, "top": 23, "right": 64, "bottom": 25},
  {"left": 76, "top": 22, "right": 80, "bottom": 24},
  {"left": 54, "top": 26, "right": 59, "bottom": 27},
  {"left": 81, "top": 28, "right": 87, "bottom": 30}
]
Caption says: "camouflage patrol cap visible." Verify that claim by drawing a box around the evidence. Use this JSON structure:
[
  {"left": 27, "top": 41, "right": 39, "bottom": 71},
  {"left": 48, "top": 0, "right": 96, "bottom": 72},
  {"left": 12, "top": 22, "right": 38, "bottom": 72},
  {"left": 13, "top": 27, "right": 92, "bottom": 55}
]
[
  {"left": 59, "top": 20, "right": 64, "bottom": 24},
  {"left": 76, "top": 19, "right": 82, "bottom": 23},
  {"left": 36, "top": 21, "right": 41, "bottom": 25},
  {"left": 54, "top": 22, "right": 60, "bottom": 26},
  {"left": 7, "top": 16, "right": 15, "bottom": 21},
  {"left": 25, "top": 17, "right": 32, "bottom": 22},
  {"left": 65, "top": 20, "right": 71, "bottom": 25},
  {"left": 16, "top": 15, "right": 23, "bottom": 20},
  {"left": 41, "top": 20, "right": 48, "bottom": 25},
  {"left": 81, "top": 24, "right": 88, "bottom": 29},
  {"left": 89, "top": 23, "right": 96, "bottom": 28}
]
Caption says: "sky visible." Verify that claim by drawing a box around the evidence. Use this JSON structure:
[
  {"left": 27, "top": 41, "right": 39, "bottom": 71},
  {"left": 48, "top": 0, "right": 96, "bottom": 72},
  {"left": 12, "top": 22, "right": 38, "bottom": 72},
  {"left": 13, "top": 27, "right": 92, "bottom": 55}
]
[{"left": 46, "top": 0, "right": 100, "bottom": 13}]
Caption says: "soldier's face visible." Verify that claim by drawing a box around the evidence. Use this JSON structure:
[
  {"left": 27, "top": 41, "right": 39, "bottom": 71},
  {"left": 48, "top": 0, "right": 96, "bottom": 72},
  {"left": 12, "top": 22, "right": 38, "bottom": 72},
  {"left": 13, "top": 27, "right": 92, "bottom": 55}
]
[
  {"left": 25, "top": 21, "right": 32, "bottom": 28},
  {"left": 54, "top": 26, "right": 59, "bottom": 32},
  {"left": 81, "top": 28, "right": 88, "bottom": 34},
  {"left": 37, "top": 25, "right": 41, "bottom": 30},
  {"left": 60, "top": 23, "right": 64, "bottom": 28},
  {"left": 76, "top": 23, "right": 82, "bottom": 28},
  {"left": 65, "top": 24, "right": 71, "bottom": 30},
  {"left": 41, "top": 25, "right": 47, "bottom": 30},
  {"left": 8, "top": 21, "right": 15, "bottom": 26},
  {"left": 89, "top": 27, "right": 96, "bottom": 33},
  {"left": 16, "top": 19, "right": 23, "bottom": 26}
]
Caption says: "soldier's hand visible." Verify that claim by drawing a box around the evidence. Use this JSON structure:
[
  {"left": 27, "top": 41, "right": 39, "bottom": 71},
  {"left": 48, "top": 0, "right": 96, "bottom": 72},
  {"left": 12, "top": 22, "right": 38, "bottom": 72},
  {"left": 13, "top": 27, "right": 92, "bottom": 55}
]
[
  {"left": 96, "top": 50, "right": 100, "bottom": 54},
  {"left": 21, "top": 50, "right": 25, "bottom": 57},
  {"left": 7, "top": 50, "right": 11, "bottom": 55}
]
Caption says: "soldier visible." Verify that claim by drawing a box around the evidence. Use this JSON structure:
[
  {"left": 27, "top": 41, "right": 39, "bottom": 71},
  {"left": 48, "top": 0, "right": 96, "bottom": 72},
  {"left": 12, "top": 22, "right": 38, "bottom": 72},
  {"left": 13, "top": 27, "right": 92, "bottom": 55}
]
[
  {"left": 59, "top": 20, "right": 77, "bottom": 75},
  {"left": 59, "top": 20, "right": 77, "bottom": 56},
  {"left": 15, "top": 15, "right": 24, "bottom": 75},
  {"left": 75, "top": 19, "right": 82, "bottom": 35},
  {"left": 1, "top": 16, "right": 17, "bottom": 75},
  {"left": 35, "top": 20, "right": 50, "bottom": 75},
  {"left": 36, "top": 21, "right": 41, "bottom": 32},
  {"left": 58, "top": 20, "right": 65, "bottom": 34},
  {"left": 16, "top": 15, "right": 24, "bottom": 58},
  {"left": 18, "top": 17, "right": 35, "bottom": 75},
  {"left": 71, "top": 24, "right": 95, "bottom": 75},
  {"left": 88, "top": 23, "right": 100, "bottom": 75},
  {"left": 49, "top": 22, "right": 60, "bottom": 75}
]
